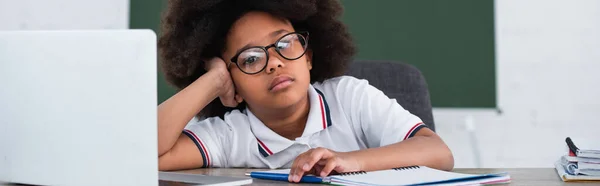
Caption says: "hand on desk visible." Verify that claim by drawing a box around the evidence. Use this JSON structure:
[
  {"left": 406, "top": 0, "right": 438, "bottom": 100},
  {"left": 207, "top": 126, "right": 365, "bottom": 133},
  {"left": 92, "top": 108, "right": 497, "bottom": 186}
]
[{"left": 288, "top": 147, "right": 361, "bottom": 183}]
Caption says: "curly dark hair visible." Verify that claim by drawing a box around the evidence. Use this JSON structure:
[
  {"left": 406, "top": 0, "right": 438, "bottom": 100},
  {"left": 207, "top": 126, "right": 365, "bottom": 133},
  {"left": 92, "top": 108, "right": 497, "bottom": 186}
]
[{"left": 158, "top": 0, "right": 356, "bottom": 118}]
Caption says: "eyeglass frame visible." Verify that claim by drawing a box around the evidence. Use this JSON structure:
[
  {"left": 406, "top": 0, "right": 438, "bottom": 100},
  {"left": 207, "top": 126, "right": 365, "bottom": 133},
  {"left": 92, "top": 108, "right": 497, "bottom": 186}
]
[{"left": 229, "top": 31, "right": 309, "bottom": 75}]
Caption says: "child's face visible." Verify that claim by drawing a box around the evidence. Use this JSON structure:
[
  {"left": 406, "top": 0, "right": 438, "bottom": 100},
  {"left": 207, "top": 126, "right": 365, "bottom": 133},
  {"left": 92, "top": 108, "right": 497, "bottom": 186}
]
[{"left": 223, "top": 11, "right": 313, "bottom": 111}]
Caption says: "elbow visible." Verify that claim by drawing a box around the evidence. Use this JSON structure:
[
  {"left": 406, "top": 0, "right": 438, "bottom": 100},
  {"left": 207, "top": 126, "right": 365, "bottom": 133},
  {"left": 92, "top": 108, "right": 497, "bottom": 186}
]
[
  {"left": 440, "top": 149, "right": 454, "bottom": 171},
  {"left": 158, "top": 165, "right": 167, "bottom": 171},
  {"left": 158, "top": 154, "right": 167, "bottom": 171},
  {"left": 411, "top": 130, "right": 455, "bottom": 171},
  {"left": 436, "top": 138, "right": 454, "bottom": 171},
  {"left": 158, "top": 139, "right": 175, "bottom": 157},
  {"left": 427, "top": 134, "right": 454, "bottom": 171},
  {"left": 158, "top": 153, "right": 174, "bottom": 171},
  {"left": 429, "top": 145, "right": 454, "bottom": 171},
  {"left": 158, "top": 165, "right": 170, "bottom": 171}
]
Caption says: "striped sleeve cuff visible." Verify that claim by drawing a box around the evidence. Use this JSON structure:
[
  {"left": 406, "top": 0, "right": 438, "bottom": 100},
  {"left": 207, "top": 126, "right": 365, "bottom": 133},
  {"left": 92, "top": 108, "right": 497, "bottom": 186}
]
[
  {"left": 403, "top": 122, "right": 428, "bottom": 140},
  {"left": 183, "top": 129, "right": 211, "bottom": 168}
]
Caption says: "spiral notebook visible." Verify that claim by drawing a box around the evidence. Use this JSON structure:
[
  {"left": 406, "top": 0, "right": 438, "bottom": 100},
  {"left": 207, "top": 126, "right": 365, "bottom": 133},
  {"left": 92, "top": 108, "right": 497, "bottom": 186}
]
[
  {"left": 248, "top": 166, "right": 511, "bottom": 186},
  {"left": 555, "top": 160, "right": 600, "bottom": 182}
]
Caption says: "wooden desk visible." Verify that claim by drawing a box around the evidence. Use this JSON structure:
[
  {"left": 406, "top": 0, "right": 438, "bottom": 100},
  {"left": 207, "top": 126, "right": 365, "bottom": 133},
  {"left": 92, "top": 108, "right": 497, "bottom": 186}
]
[{"left": 164, "top": 168, "right": 599, "bottom": 186}]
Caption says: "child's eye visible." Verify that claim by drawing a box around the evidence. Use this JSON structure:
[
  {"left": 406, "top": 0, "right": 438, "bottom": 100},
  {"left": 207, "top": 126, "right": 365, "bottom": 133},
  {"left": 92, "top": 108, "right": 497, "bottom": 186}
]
[
  {"left": 237, "top": 50, "right": 265, "bottom": 66},
  {"left": 243, "top": 56, "right": 259, "bottom": 64}
]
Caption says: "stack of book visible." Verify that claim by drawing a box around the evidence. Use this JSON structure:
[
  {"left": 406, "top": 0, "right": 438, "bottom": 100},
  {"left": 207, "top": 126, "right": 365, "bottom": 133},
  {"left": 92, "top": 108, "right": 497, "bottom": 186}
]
[{"left": 555, "top": 137, "right": 600, "bottom": 181}]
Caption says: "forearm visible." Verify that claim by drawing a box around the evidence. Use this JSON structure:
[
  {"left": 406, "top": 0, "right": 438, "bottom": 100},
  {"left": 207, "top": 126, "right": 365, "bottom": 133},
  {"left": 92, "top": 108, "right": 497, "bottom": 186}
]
[
  {"left": 348, "top": 129, "right": 454, "bottom": 171},
  {"left": 157, "top": 70, "right": 222, "bottom": 156}
]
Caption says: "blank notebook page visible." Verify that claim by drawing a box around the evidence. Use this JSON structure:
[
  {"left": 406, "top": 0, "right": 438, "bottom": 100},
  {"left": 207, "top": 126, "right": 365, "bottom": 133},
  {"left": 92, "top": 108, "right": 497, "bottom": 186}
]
[{"left": 329, "top": 166, "right": 501, "bottom": 185}]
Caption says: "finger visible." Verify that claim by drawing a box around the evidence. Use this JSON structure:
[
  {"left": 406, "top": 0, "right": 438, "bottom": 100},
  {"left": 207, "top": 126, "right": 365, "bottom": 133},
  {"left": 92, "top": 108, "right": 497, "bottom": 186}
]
[
  {"left": 291, "top": 156, "right": 312, "bottom": 182},
  {"left": 225, "top": 74, "right": 238, "bottom": 106},
  {"left": 220, "top": 80, "right": 238, "bottom": 107},
  {"left": 313, "top": 166, "right": 323, "bottom": 177},
  {"left": 293, "top": 149, "right": 328, "bottom": 182},
  {"left": 310, "top": 159, "right": 327, "bottom": 177},
  {"left": 232, "top": 80, "right": 243, "bottom": 104},
  {"left": 316, "top": 159, "right": 328, "bottom": 166},
  {"left": 289, "top": 152, "right": 307, "bottom": 182},
  {"left": 291, "top": 149, "right": 322, "bottom": 182},
  {"left": 311, "top": 149, "right": 335, "bottom": 171},
  {"left": 320, "top": 157, "right": 340, "bottom": 177},
  {"left": 204, "top": 57, "right": 226, "bottom": 71},
  {"left": 235, "top": 94, "right": 243, "bottom": 103},
  {"left": 219, "top": 94, "right": 237, "bottom": 107},
  {"left": 220, "top": 93, "right": 237, "bottom": 107}
]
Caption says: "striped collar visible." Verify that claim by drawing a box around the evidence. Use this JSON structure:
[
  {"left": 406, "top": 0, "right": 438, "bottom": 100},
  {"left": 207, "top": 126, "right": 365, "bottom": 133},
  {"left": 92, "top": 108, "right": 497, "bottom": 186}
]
[{"left": 247, "top": 85, "right": 332, "bottom": 157}]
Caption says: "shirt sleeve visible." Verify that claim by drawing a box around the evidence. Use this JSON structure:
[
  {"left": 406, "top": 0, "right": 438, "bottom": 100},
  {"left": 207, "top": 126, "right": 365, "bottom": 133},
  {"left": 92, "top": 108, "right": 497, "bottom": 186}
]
[
  {"left": 182, "top": 116, "right": 233, "bottom": 168},
  {"left": 337, "top": 76, "right": 427, "bottom": 148}
]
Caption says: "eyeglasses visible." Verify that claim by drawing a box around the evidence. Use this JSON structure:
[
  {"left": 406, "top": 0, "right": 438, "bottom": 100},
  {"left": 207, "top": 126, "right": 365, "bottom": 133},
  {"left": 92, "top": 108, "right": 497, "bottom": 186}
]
[{"left": 230, "top": 31, "right": 309, "bottom": 74}]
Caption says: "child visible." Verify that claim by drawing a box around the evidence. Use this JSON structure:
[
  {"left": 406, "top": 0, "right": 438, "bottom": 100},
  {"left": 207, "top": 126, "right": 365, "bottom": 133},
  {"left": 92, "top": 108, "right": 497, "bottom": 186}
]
[{"left": 157, "top": 0, "right": 453, "bottom": 183}]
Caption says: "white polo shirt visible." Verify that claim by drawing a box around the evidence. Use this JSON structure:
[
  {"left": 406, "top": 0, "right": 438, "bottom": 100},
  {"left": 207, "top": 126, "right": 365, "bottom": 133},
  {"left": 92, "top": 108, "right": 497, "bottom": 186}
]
[{"left": 183, "top": 76, "right": 426, "bottom": 169}]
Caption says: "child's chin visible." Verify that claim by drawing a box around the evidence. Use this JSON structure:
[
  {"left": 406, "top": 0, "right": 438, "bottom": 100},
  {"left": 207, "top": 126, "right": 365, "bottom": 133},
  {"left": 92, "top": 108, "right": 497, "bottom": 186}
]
[{"left": 269, "top": 94, "right": 307, "bottom": 109}]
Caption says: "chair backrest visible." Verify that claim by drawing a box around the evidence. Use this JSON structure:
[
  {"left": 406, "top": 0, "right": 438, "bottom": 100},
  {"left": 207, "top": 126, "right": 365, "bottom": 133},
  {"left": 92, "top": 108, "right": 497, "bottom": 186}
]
[{"left": 345, "top": 60, "right": 435, "bottom": 131}]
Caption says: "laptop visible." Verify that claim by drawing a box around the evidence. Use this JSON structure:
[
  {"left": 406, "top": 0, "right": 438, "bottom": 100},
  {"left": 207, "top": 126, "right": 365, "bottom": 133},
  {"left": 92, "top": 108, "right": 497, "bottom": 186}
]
[{"left": 0, "top": 30, "right": 251, "bottom": 186}]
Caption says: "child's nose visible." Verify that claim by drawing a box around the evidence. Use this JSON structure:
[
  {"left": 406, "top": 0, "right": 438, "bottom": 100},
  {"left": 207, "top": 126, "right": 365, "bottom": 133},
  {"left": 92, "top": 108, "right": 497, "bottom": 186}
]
[{"left": 265, "top": 49, "right": 286, "bottom": 74}]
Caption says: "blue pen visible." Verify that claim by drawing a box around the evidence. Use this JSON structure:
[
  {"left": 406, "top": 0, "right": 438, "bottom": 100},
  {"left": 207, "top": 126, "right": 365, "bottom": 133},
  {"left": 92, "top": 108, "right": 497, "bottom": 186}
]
[{"left": 245, "top": 172, "right": 324, "bottom": 183}]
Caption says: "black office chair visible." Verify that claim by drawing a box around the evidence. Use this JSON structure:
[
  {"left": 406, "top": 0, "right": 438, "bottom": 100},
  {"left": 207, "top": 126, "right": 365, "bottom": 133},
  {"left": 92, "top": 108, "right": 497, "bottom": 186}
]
[{"left": 345, "top": 60, "right": 435, "bottom": 131}]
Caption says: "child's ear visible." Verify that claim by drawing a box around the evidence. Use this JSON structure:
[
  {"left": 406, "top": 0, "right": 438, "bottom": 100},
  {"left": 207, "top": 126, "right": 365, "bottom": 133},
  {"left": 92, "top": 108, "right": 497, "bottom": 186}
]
[{"left": 306, "top": 50, "right": 313, "bottom": 70}]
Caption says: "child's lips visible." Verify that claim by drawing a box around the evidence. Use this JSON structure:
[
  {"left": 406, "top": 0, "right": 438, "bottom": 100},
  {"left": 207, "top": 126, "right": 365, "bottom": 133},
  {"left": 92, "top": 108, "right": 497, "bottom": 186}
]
[{"left": 269, "top": 75, "right": 294, "bottom": 92}]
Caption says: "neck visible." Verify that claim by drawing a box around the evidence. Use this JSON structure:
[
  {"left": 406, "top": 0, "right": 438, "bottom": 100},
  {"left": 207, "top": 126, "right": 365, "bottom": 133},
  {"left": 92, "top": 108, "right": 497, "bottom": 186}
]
[{"left": 250, "top": 93, "right": 310, "bottom": 140}]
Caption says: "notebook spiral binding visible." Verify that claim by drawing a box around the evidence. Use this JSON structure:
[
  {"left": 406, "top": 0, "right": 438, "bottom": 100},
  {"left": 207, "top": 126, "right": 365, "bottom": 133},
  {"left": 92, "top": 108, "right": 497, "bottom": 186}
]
[
  {"left": 338, "top": 166, "right": 420, "bottom": 176},
  {"left": 392, "top": 165, "right": 420, "bottom": 171},
  {"left": 339, "top": 171, "right": 367, "bottom": 176}
]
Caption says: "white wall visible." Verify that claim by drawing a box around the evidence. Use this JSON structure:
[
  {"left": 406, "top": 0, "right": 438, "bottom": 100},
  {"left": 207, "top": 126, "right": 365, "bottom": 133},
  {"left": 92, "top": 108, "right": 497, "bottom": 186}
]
[
  {"left": 0, "top": 0, "right": 128, "bottom": 30},
  {"left": 436, "top": 0, "right": 600, "bottom": 168}
]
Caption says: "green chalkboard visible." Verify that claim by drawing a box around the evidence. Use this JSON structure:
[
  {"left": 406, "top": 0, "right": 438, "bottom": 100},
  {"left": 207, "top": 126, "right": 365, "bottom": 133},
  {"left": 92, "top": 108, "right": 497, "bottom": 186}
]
[
  {"left": 130, "top": 0, "right": 496, "bottom": 108},
  {"left": 340, "top": 0, "right": 496, "bottom": 108},
  {"left": 129, "top": 0, "right": 175, "bottom": 103}
]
